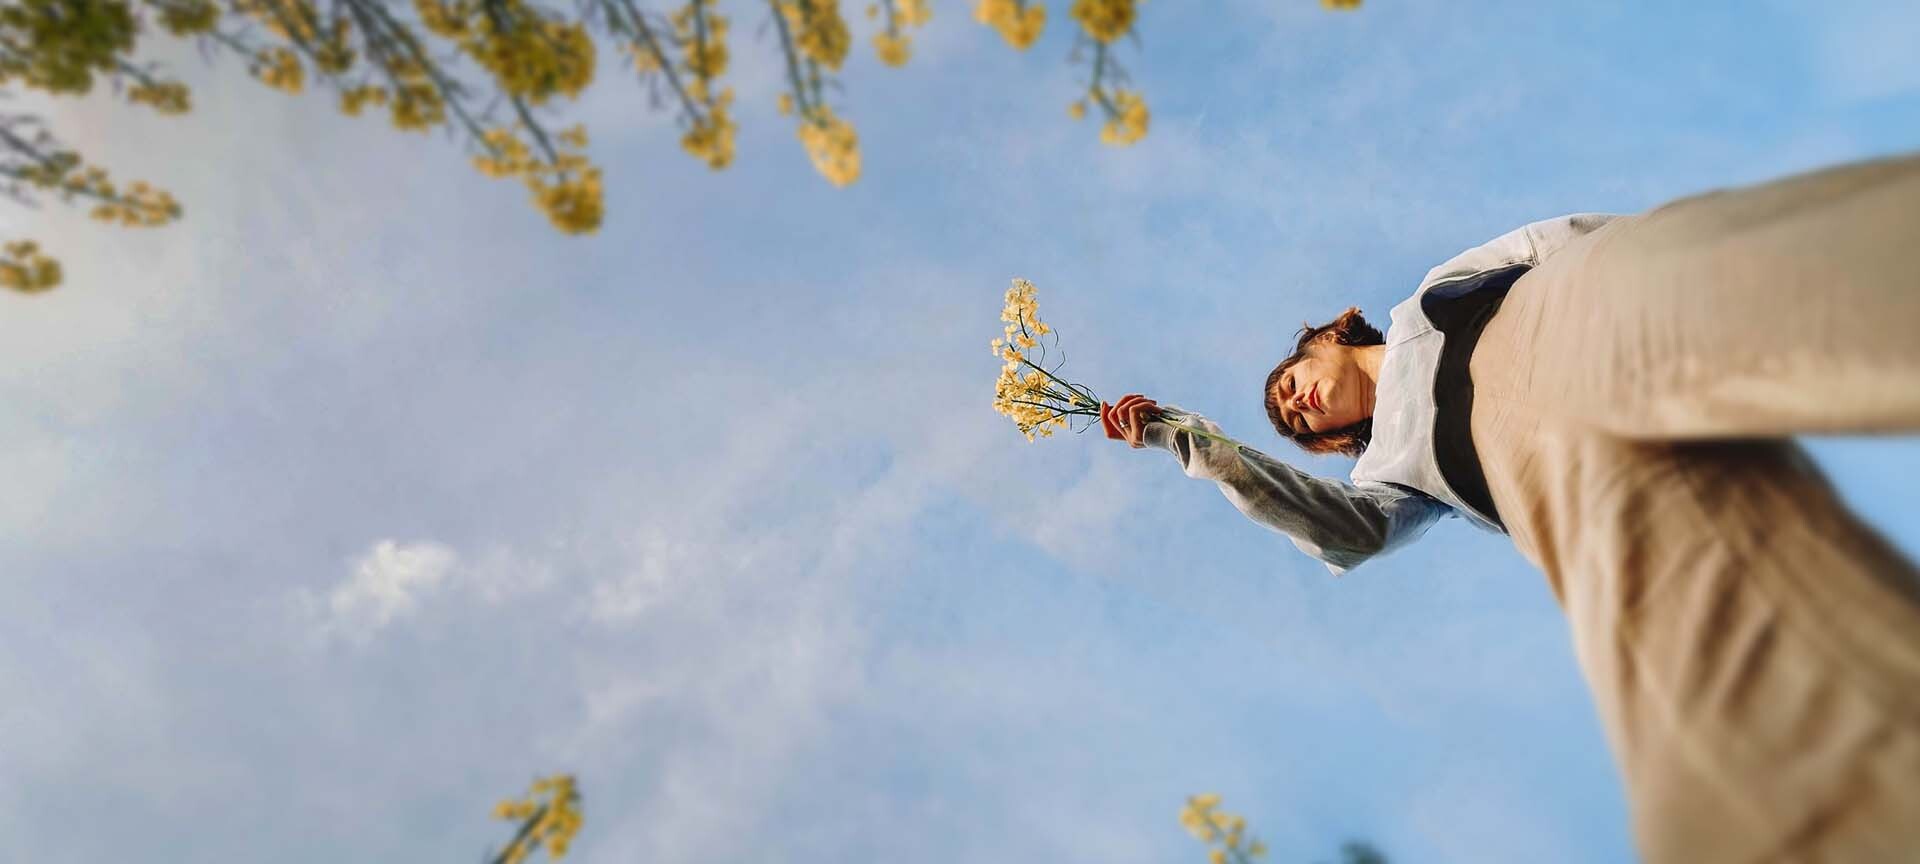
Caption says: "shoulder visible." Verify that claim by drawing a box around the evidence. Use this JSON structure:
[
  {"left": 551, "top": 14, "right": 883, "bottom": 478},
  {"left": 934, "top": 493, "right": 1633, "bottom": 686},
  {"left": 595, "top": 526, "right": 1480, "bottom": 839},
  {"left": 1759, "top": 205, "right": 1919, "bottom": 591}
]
[{"left": 1414, "top": 212, "right": 1624, "bottom": 295}]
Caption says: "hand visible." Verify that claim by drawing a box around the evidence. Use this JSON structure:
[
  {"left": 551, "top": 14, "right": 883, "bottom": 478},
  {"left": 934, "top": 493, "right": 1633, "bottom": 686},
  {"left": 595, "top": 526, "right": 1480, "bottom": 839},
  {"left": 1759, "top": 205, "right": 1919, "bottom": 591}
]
[{"left": 1100, "top": 393, "right": 1161, "bottom": 449}]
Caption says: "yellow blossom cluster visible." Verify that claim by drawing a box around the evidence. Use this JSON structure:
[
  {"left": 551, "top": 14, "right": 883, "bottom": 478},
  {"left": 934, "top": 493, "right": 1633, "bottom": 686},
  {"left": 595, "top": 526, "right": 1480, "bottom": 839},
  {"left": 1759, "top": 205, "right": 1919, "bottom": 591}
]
[
  {"left": 232, "top": 0, "right": 315, "bottom": 42},
  {"left": 995, "top": 363, "right": 1068, "bottom": 441},
  {"left": 872, "top": 32, "right": 909, "bottom": 66},
  {"left": 0, "top": 240, "right": 62, "bottom": 293},
  {"left": 674, "top": 0, "right": 730, "bottom": 94},
  {"left": 412, "top": 0, "right": 593, "bottom": 105},
  {"left": 990, "top": 278, "right": 1083, "bottom": 442},
  {"left": 386, "top": 55, "right": 448, "bottom": 131},
  {"left": 1178, "top": 794, "right": 1269, "bottom": 864},
  {"left": 898, "top": 0, "right": 933, "bottom": 26},
  {"left": 17, "top": 155, "right": 182, "bottom": 229},
  {"left": 626, "top": 44, "right": 661, "bottom": 73},
  {"left": 0, "top": 0, "right": 138, "bottom": 95},
  {"left": 338, "top": 84, "right": 388, "bottom": 116},
  {"left": 155, "top": 0, "right": 220, "bottom": 36},
  {"left": 89, "top": 180, "right": 183, "bottom": 226},
  {"left": 1323, "top": 0, "right": 1362, "bottom": 8},
  {"left": 796, "top": 105, "right": 860, "bottom": 186},
  {"left": 682, "top": 89, "right": 737, "bottom": 169},
  {"left": 250, "top": 46, "right": 304, "bottom": 93},
  {"left": 667, "top": 0, "right": 734, "bottom": 168},
  {"left": 232, "top": 0, "right": 356, "bottom": 73},
  {"left": 12, "top": 148, "right": 81, "bottom": 189},
  {"left": 780, "top": 0, "right": 851, "bottom": 71},
  {"left": 475, "top": 14, "right": 596, "bottom": 104},
  {"left": 985, "top": 278, "right": 1235, "bottom": 447},
  {"left": 868, "top": 0, "right": 931, "bottom": 67},
  {"left": 1069, "top": 0, "right": 1134, "bottom": 44},
  {"left": 415, "top": 0, "right": 473, "bottom": 38},
  {"left": 1098, "top": 87, "right": 1148, "bottom": 145},
  {"left": 491, "top": 774, "right": 584, "bottom": 862},
  {"left": 127, "top": 79, "right": 191, "bottom": 114},
  {"left": 974, "top": 0, "right": 1045, "bottom": 49},
  {"left": 471, "top": 123, "right": 604, "bottom": 232}
]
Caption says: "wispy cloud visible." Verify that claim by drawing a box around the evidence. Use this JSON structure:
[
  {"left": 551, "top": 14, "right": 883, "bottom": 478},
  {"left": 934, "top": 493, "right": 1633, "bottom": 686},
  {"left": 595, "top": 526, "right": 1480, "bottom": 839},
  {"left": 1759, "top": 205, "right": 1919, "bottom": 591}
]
[{"left": 302, "top": 539, "right": 458, "bottom": 644}]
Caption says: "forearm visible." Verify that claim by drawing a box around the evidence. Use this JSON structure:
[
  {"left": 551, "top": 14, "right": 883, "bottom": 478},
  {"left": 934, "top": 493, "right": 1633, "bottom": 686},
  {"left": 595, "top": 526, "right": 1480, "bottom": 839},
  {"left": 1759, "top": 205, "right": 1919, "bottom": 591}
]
[{"left": 1141, "top": 408, "right": 1425, "bottom": 571}]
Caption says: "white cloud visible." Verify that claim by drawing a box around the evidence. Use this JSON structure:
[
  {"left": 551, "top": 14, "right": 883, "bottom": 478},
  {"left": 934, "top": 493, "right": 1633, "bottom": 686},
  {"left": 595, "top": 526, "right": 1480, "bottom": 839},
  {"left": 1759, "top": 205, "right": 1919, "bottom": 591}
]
[
  {"left": 305, "top": 540, "right": 458, "bottom": 644},
  {"left": 584, "top": 530, "right": 684, "bottom": 622}
]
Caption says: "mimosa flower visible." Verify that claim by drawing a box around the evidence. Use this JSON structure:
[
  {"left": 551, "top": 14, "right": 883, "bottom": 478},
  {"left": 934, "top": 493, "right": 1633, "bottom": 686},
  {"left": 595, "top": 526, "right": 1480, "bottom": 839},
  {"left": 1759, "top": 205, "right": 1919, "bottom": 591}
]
[{"left": 990, "top": 278, "right": 1241, "bottom": 446}]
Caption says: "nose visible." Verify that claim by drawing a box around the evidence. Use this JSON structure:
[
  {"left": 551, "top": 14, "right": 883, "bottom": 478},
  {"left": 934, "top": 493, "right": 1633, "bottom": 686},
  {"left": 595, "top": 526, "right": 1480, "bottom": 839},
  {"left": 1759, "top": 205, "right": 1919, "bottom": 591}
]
[{"left": 1292, "top": 388, "right": 1311, "bottom": 413}]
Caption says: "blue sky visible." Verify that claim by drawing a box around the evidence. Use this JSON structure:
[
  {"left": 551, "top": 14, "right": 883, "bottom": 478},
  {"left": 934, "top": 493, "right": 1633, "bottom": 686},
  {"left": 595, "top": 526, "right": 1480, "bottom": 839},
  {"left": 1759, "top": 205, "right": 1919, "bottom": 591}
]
[{"left": 4, "top": 1, "right": 1919, "bottom": 862}]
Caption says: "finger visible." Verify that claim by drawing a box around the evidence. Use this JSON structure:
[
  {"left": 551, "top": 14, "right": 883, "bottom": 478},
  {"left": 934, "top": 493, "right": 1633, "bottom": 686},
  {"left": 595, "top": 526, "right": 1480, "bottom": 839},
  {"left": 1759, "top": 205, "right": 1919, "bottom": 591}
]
[
  {"left": 1109, "top": 396, "right": 1137, "bottom": 437},
  {"left": 1099, "top": 402, "right": 1121, "bottom": 439},
  {"left": 1121, "top": 405, "right": 1145, "bottom": 447}
]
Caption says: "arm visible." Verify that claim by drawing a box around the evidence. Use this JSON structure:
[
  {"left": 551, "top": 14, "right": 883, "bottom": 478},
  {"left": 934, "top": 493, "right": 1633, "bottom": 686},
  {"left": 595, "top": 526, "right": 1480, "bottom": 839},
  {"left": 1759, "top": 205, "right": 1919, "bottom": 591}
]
[
  {"left": 1419, "top": 213, "right": 1623, "bottom": 289},
  {"left": 1117, "top": 402, "right": 1449, "bottom": 575}
]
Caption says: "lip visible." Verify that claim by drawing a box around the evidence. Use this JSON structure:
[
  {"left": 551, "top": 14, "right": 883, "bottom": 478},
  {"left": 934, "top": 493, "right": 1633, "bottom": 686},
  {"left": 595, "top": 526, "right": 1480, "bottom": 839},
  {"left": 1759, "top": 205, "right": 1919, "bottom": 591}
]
[{"left": 1308, "top": 386, "right": 1324, "bottom": 413}]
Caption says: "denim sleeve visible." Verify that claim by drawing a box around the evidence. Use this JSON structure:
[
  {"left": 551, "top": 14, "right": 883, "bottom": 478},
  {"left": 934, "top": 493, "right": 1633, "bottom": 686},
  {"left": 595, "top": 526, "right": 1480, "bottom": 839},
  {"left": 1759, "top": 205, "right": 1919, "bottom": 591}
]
[{"left": 1141, "top": 407, "right": 1450, "bottom": 575}]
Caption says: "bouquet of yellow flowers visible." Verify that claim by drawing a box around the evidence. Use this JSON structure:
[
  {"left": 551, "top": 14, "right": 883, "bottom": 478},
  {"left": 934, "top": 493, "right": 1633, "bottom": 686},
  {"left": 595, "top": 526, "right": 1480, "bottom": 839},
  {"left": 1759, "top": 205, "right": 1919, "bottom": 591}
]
[{"left": 990, "top": 278, "right": 1241, "bottom": 447}]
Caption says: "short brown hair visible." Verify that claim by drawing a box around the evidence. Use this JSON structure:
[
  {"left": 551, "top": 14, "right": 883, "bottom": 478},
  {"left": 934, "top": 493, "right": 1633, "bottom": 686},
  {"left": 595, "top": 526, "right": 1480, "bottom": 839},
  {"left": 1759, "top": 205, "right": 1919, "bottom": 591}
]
[{"left": 1262, "top": 307, "right": 1385, "bottom": 458}]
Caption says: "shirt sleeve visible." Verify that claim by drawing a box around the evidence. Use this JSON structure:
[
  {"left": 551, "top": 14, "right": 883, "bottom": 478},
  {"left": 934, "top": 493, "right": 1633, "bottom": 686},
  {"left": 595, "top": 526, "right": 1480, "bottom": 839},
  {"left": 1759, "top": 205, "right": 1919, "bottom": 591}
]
[{"left": 1140, "top": 406, "right": 1451, "bottom": 575}]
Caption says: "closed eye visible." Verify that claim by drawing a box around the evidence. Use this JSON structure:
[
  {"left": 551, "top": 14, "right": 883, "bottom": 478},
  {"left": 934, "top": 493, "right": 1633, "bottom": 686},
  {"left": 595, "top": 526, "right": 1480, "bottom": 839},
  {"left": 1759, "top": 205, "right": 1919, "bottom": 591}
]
[{"left": 1278, "top": 372, "right": 1305, "bottom": 434}]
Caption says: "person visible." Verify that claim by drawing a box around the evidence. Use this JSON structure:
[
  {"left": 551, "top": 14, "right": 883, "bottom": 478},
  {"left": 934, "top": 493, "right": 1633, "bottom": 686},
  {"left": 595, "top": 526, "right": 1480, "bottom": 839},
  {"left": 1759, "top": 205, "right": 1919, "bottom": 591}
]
[{"left": 1099, "top": 152, "right": 1920, "bottom": 863}]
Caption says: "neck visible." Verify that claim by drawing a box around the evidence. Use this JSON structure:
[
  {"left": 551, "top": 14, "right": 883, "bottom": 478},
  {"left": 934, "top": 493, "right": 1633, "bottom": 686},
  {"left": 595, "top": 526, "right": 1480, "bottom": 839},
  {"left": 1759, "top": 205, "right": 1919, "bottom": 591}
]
[{"left": 1355, "top": 344, "right": 1387, "bottom": 416}]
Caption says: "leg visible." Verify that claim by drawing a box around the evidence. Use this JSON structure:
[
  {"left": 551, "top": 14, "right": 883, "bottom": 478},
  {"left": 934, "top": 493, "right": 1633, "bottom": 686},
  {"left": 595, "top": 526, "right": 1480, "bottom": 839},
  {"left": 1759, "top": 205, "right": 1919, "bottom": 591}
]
[
  {"left": 1470, "top": 311, "right": 1920, "bottom": 863},
  {"left": 1498, "top": 151, "right": 1920, "bottom": 439}
]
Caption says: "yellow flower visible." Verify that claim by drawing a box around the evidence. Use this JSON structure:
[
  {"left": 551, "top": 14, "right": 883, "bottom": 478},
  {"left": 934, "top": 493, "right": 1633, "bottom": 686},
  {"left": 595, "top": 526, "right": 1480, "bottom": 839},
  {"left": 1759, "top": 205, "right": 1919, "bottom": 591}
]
[
  {"left": 989, "top": 279, "right": 1092, "bottom": 442},
  {"left": 777, "top": 92, "right": 794, "bottom": 115},
  {"left": 681, "top": 112, "right": 736, "bottom": 169},
  {"left": 1322, "top": 0, "right": 1362, "bottom": 8},
  {"left": 1067, "top": 100, "right": 1086, "bottom": 120},
  {"left": 532, "top": 166, "right": 603, "bottom": 233},
  {"left": 899, "top": 0, "right": 933, "bottom": 26},
  {"left": 0, "top": 238, "right": 62, "bottom": 293},
  {"left": 0, "top": 0, "right": 137, "bottom": 96},
  {"left": 158, "top": 0, "right": 220, "bottom": 35},
  {"left": 1069, "top": 0, "right": 1134, "bottom": 43},
  {"left": 252, "top": 47, "right": 304, "bottom": 94},
  {"left": 682, "top": 12, "right": 729, "bottom": 80},
  {"left": 491, "top": 774, "right": 584, "bottom": 861},
  {"left": 797, "top": 106, "right": 860, "bottom": 186},
  {"left": 782, "top": 0, "right": 851, "bottom": 70},
  {"left": 630, "top": 43, "right": 663, "bottom": 73},
  {"left": 127, "top": 80, "right": 191, "bottom": 114},
  {"left": 415, "top": 0, "right": 471, "bottom": 37},
  {"left": 1209, "top": 850, "right": 1227, "bottom": 864},
  {"left": 389, "top": 80, "right": 446, "bottom": 130},
  {"left": 872, "top": 32, "right": 911, "bottom": 66},
  {"left": 382, "top": 57, "right": 446, "bottom": 131},
  {"left": 974, "top": 0, "right": 1044, "bottom": 49},
  {"left": 1099, "top": 88, "right": 1148, "bottom": 145},
  {"left": 339, "top": 85, "right": 389, "bottom": 117},
  {"left": 84, "top": 179, "right": 181, "bottom": 227}
]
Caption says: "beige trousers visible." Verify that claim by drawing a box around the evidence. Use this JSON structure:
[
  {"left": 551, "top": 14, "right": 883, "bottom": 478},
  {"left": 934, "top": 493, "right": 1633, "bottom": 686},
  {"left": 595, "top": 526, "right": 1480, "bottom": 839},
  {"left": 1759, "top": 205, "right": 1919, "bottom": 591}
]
[{"left": 1468, "top": 152, "right": 1920, "bottom": 863}]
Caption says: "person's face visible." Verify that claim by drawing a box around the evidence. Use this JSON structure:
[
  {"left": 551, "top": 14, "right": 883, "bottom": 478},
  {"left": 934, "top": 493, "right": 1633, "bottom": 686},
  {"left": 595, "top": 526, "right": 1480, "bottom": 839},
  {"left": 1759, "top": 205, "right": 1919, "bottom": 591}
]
[{"left": 1269, "top": 340, "right": 1373, "bottom": 434}]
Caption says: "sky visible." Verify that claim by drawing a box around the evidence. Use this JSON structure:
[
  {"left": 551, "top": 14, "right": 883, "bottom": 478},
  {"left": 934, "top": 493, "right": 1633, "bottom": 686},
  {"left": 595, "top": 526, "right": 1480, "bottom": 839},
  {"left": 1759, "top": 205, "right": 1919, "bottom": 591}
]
[{"left": 4, "top": 1, "right": 1919, "bottom": 862}]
